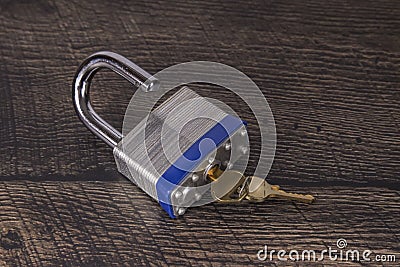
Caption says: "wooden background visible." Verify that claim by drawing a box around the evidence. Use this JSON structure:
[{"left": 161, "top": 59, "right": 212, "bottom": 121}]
[{"left": 0, "top": 0, "right": 399, "bottom": 266}]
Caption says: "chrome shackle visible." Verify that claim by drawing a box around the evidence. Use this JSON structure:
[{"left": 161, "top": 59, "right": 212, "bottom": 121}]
[{"left": 72, "top": 51, "right": 158, "bottom": 148}]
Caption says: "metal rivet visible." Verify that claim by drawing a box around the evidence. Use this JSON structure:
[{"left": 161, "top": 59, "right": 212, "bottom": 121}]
[
  {"left": 177, "top": 207, "right": 186, "bottom": 216},
  {"left": 240, "top": 129, "right": 247, "bottom": 136},
  {"left": 224, "top": 142, "right": 231, "bottom": 151},
  {"left": 194, "top": 193, "right": 202, "bottom": 201},
  {"left": 174, "top": 191, "right": 182, "bottom": 199},
  {"left": 241, "top": 146, "right": 248, "bottom": 154},
  {"left": 191, "top": 173, "right": 199, "bottom": 182}
]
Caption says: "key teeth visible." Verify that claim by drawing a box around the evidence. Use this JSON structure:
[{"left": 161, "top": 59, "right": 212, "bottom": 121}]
[{"left": 271, "top": 190, "right": 315, "bottom": 204}]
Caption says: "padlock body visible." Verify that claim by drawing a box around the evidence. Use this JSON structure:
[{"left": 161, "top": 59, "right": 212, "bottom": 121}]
[{"left": 113, "top": 87, "right": 247, "bottom": 218}]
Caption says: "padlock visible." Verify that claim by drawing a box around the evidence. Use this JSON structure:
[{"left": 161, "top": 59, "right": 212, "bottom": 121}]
[{"left": 73, "top": 52, "right": 249, "bottom": 218}]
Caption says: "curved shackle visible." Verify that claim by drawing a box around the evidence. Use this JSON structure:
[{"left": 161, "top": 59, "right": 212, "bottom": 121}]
[{"left": 73, "top": 51, "right": 159, "bottom": 148}]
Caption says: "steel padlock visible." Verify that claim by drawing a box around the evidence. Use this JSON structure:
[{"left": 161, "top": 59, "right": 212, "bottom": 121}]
[{"left": 73, "top": 52, "right": 249, "bottom": 218}]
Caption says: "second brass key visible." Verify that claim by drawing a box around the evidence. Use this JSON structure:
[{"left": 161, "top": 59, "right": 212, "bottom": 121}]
[{"left": 246, "top": 176, "right": 315, "bottom": 203}]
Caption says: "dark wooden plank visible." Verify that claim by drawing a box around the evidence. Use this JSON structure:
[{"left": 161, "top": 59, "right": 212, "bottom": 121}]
[
  {"left": 0, "top": 0, "right": 399, "bottom": 266},
  {"left": 0, "top": 0, "right": 399, "bottom": 185},
  {"left": 0, "top": 181, "right": 399, "bottom": 266}
]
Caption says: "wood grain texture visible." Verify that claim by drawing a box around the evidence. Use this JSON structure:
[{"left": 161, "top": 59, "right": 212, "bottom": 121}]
[
  {"left": 0, "top": 0, "right": 399, "bottom": 185},
  {"left": 0, "top": 0, "right": 399, "bottom": 266},
  {"left": 0, "top": 181, "right": 399, "bottom": 266}
]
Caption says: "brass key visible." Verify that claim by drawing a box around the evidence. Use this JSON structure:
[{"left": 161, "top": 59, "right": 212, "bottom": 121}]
[
  {"left": 207, "top": 166, "right": 314, "bottom": 204},
  {"left": 246, "top": 176, "right": 314, "bottom": 203},
  {"left": 209, "top": 168, "right": 250, "bottom": 203}
]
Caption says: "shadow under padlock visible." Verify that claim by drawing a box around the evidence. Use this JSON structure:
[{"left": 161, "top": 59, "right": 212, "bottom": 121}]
[{"left": 72, "top": 51, "right": 250, "bottom": 218}]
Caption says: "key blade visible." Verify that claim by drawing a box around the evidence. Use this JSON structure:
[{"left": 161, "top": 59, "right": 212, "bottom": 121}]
[{"left": 268, "top": 189, "right": 315, "bottom": 204}]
